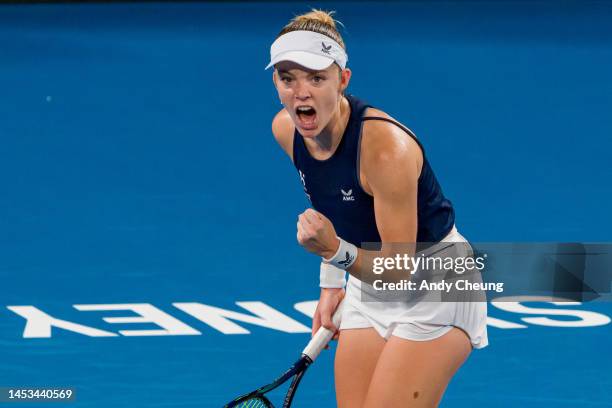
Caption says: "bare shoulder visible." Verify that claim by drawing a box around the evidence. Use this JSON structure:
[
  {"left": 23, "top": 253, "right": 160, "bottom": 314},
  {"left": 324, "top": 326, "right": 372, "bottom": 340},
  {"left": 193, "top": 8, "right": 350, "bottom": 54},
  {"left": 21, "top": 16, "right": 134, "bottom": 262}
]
[
  {"left": 271, "top": 109, "right": 295, "bottom": 161},
  {"left": 360, "top": 107, "right": 423, "bottom": 169}
]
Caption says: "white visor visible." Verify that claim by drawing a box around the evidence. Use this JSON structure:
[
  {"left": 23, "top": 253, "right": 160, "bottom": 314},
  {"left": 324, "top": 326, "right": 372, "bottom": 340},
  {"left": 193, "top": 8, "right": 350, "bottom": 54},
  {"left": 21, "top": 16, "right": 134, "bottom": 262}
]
[{"left": 265, "top": 30, "right": 348, "bottom": 71}]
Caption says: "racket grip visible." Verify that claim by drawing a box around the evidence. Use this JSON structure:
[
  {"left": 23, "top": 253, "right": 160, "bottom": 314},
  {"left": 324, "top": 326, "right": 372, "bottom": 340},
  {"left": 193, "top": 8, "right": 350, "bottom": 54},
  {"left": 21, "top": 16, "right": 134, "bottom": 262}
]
[{"left": 301, "top": 300, "right": 345, "bottom": 362}]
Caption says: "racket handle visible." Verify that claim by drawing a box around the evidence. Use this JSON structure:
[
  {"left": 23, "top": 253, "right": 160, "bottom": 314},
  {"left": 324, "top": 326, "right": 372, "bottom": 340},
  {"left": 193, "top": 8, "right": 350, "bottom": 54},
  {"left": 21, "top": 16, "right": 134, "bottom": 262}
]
[{"left": 301, "top": 300, "right": 345, "bottom": 362}]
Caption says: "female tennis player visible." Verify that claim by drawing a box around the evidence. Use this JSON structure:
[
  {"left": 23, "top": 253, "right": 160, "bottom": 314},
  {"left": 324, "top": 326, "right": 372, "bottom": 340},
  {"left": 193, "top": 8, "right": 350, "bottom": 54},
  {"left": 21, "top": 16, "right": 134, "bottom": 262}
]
[{"left": 268, "top": 10, "right": 488, "bottom": 407}]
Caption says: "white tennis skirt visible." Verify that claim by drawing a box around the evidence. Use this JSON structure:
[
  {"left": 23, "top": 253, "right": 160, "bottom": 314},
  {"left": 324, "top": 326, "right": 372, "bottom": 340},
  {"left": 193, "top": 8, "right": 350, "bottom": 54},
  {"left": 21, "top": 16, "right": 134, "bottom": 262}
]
[{"left": 340, "top": 226, "right": 489, "bottom": 349}]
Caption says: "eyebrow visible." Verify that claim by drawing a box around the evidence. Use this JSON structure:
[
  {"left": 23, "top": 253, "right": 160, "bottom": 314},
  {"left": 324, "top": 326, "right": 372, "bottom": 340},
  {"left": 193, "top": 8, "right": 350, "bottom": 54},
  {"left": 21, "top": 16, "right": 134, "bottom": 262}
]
[{"left": 277, "top": 69, "right": 325, "bottom": 76}]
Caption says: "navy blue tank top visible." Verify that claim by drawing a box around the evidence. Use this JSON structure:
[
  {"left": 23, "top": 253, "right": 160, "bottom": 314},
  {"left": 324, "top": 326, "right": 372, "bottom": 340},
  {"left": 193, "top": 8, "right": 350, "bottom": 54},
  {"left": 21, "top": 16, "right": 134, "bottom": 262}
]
[{"left": 292, "top": 94, "right": 455, "bottom": 247}]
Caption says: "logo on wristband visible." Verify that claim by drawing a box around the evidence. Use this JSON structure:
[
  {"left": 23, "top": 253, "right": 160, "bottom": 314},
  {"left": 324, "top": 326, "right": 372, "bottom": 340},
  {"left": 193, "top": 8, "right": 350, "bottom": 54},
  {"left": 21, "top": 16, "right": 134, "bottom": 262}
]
[{"left": 338, "top": 252, "right": 355, "bottom": 267}]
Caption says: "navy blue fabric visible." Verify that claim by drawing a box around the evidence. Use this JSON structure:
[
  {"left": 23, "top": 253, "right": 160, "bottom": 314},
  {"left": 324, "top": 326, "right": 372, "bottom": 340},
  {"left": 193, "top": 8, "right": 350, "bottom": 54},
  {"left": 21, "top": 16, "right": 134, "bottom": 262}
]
[{"left": 292, "top": 94, "right": 455, "bottom": 246}]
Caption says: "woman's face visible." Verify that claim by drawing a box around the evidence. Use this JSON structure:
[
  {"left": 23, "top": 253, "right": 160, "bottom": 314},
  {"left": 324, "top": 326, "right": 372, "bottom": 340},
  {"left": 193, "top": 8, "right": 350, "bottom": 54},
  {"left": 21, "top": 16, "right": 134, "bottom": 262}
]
[{"left": 273, "top": 61, "right": 351, "bottom": 138}]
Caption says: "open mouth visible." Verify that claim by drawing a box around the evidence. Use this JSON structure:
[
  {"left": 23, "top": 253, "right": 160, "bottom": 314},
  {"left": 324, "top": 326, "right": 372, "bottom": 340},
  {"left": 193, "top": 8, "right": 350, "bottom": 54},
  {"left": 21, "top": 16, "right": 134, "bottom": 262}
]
[{"left": 295, "top": 106, "right": 317, "bottom": 130}]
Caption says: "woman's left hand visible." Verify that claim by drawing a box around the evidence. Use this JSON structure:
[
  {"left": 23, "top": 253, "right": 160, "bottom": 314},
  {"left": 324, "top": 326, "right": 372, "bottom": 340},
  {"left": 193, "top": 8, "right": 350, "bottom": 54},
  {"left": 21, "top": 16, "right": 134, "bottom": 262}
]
[{"left": 296, "top": 209, "right": 340, "bottom": 259}]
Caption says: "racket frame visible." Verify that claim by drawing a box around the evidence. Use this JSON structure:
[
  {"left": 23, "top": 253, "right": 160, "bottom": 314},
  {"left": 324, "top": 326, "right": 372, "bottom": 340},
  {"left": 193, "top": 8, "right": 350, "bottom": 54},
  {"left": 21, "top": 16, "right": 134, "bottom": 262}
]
[{"left": 223, "top": 301, "right": 344, "bottom": 408}]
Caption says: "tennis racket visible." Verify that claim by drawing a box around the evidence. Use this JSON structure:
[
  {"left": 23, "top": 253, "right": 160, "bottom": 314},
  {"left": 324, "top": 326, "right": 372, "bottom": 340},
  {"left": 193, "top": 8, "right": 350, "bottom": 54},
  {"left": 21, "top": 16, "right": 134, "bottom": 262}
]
[{"left": 223, "top": 300, "right": 345, "bottom": 408}]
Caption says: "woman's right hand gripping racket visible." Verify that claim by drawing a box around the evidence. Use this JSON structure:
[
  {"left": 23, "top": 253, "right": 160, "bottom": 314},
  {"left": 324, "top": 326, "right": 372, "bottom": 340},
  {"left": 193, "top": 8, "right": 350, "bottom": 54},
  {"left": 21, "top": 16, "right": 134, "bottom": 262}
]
[{"left": 223, "top": 300, "right": 345, "bottom": 408}]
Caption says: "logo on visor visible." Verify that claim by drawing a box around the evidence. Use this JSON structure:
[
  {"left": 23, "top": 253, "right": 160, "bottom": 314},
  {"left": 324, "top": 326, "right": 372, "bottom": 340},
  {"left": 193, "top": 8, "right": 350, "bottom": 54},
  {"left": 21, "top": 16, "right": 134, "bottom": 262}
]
[{"left": 321, "top": 42, "right": 332, "bottom": 55}]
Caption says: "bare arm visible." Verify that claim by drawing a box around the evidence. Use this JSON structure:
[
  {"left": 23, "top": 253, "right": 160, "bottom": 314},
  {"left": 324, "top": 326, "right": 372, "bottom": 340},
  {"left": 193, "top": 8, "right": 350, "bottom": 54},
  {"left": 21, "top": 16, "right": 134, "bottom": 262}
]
[
  {"left": 345, "top": 119, "right": 422, "bottom": 283},
  {"left": 271, "top": 109, "right": 295, "bottom": 162}
]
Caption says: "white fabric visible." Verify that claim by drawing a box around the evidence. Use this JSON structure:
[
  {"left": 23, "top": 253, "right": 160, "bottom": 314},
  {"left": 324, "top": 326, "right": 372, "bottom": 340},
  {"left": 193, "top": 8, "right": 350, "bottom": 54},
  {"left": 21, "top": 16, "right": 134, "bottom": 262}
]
[
  {"left": 339, "top": 226, "right": 489, "bottom": 349},
  {"left": 265, "top": 30, "right": 348, "bottom": 70},
  {"left": 323, "top": 237, "right": 358, "bottom": 270},
  {"left": 320, "top": 262, "right": 347, "bottom": 288}
]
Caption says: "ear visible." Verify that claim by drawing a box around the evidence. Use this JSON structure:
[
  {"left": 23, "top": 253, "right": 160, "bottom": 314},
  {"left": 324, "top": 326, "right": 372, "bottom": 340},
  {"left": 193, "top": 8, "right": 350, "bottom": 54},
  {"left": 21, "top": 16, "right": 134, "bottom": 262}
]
[{"left": 339, "top": 68, "right": 352, "bottom": 94}]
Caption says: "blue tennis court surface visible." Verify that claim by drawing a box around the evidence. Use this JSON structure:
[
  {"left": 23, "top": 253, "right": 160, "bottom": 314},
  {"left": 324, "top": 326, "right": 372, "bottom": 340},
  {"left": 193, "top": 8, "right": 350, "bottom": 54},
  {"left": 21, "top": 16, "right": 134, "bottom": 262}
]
[{"left": 1, "top": 1, "right": 611, "bottom": 407}]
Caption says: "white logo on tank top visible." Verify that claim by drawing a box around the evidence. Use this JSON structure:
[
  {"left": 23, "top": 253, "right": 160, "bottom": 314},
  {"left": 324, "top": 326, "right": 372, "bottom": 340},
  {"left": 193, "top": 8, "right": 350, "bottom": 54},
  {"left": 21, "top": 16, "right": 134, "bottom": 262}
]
[
  {"left": 341, "top": 189, "right": 355, "bottom": 201},
  {"left": 299, "top": 170, "right": 311, "bottom": 202}
]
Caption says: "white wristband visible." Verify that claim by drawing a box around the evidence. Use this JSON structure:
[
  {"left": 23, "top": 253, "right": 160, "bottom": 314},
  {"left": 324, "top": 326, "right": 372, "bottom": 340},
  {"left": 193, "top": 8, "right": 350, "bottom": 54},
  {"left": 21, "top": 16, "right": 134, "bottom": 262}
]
[
  {"left": 319, "top": 262, "right": 347, "bottom": 288},
  {"left": 323, "top": 237, "right": 358, "bottom": 270}
]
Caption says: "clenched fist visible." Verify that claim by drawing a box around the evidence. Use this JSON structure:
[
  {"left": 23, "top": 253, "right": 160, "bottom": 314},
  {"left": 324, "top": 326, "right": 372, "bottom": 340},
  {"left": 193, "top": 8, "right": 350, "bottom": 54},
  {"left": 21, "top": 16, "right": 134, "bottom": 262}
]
[{"left": 296, "top": 209, "right": 340, "bottom": 259}]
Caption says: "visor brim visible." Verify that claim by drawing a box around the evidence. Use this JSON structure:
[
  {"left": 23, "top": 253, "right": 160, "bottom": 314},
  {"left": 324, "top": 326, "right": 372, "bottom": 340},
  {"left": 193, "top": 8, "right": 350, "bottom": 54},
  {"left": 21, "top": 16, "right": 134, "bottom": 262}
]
[{"left": 265, "top": 51, "right": 335, "bottom": 71}]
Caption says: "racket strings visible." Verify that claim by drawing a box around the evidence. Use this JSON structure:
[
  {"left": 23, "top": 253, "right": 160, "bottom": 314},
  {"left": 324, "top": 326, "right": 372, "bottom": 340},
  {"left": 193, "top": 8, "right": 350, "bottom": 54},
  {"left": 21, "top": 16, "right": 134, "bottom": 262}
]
[{"left": 234, "top": 396, "right": 273, "bottom": 407}]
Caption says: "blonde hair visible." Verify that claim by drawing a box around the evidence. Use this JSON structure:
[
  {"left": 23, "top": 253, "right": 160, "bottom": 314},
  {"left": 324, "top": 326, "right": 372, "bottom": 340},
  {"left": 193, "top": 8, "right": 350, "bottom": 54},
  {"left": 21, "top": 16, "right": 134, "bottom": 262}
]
[{"left": 278, "top": 9, "right": 346, "bottom": 51}]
